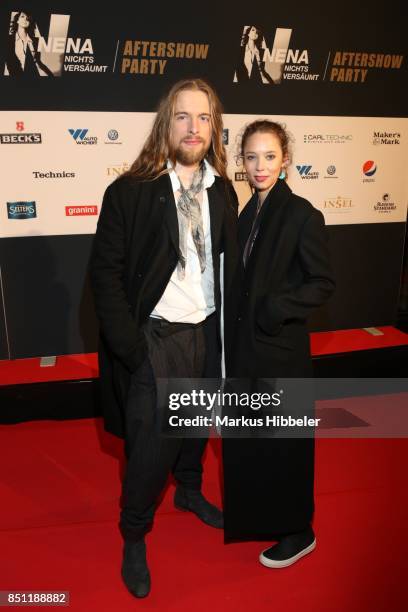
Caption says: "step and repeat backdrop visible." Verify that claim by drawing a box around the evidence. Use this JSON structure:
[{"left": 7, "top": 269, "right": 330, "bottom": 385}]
[
  {"left": 0, "top": 112, "right": 406, "bottom": 237},
  {"left": 0, "top": 1, "right": 407, "bottom": 359}
]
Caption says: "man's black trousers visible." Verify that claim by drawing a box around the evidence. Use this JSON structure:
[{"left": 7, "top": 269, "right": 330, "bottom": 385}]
[{"left": 119, "top": 313, "right": 220, "bottom": 542}]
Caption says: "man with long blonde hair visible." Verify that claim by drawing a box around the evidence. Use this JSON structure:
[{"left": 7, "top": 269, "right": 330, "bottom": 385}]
[{"left": 91, "top": 79, "right": 237, "bottom": 598}]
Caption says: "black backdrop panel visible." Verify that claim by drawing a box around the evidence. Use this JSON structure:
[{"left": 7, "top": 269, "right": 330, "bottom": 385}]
[
  {"left": 1, "top": 235, "right": 97, "bottom": 359},
  {"left": 309, "top": 222, "right": 407, "bottom": 331},
  {"left": 0, "top": 0, "right": 406, "bottom": 116},
  {"left": 0, "top": 0, "right": 407, "bottom": 359},
  {"left": 0, "top": 223, "right": 405, "bottom": 359},
  {"left": 0, "top": 270, "right": 10, "bottom": 360}
]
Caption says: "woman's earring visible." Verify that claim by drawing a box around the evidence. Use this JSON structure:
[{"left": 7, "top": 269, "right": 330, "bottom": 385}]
[{"left": 279, "top": 168, "right": 286, "bottom": 180}]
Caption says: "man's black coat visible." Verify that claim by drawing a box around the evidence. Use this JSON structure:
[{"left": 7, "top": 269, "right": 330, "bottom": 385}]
[{"left": 90, "top": 171, "right": 237, "bottom": 438}]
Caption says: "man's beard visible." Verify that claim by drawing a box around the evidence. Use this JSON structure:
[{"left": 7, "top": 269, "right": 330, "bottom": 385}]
[{"left": 174, "top": 140, "right": 209, "bottom": 166}]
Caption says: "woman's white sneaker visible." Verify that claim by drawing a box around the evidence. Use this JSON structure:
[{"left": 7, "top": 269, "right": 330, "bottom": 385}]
[{"left": 259, "top": 527, "right": 316, "bottom": 568}]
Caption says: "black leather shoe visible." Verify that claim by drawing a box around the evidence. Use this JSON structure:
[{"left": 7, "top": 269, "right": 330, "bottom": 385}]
[
  {"left": 174, "top": 486, "right": 223, "bottom": 529},
  {"left": 259, "top": 526, "right": 316, "bottom": 568},
  {"left": 121, "top": 539, "right": 151, "bottom": 598}
]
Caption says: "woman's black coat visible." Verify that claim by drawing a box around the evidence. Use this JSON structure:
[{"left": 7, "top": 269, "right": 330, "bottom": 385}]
[
  {"left": 223, "top": 178, "right": 335, "bottom": 540},
  {"left": 225, "top": 178, "right": 335, "bottom": 379}
]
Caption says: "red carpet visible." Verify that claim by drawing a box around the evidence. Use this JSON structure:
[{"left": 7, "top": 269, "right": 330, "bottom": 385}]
[
  {"left": 1, "top": 418, "right": 407, "bottom": 611},
  {"left": 1, "top": 326, "right": 407, "bottom": 386}
]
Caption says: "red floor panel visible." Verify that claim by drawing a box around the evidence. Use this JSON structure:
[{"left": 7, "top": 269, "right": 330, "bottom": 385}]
[
  {"left": 1, "top": 326, "right": 407, "bottom": 386},
  {"left": 1, "top": 419, "right": 407, "bottom": 611},
  {"left": 310, "top": 325, "right": 408, "bottom": 356},
  {"left": 0, "top": 353, "right": 98, "bottom": 386}
]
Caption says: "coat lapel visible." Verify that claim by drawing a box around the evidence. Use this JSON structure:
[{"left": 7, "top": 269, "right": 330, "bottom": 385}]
[
  {"left": 155, "top": 172, "right": 180, "bottom": 257},
  {"left": 242, "top": 179, "right": 292, "bottom": 274},
  {"left": 238, "top": 191, "right": 258, "bottom": 254}
]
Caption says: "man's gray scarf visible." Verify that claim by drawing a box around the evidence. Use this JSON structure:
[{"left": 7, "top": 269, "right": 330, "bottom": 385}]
[{"left": 175, "top": 163, "right": 206, "bottom": 280}]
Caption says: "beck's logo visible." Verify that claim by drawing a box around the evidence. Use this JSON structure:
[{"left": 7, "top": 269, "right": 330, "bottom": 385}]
[{"left": 0, "top": 133, "right": 41, "bottom": 144}]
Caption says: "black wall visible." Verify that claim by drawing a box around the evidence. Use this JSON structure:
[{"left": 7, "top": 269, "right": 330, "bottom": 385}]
[
  {"left": 0, "top": 222, "right": 405, "bottom": 359},
  {"left": 0, "top": 0, "right": 407, "bottom": 359}
]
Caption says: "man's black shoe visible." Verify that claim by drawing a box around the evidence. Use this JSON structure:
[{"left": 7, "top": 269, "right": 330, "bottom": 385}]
[
  {"left": 121, "top": 539, "right": 151, "bottom": 598},
  {"left": 174, "top": 486, "right": 223, "bottom": 529},
  {"left": 259, "top": 526, "right": 316, "bottom": 568}
]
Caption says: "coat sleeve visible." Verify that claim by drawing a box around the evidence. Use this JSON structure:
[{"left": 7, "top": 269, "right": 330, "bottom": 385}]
[
  {"left": 227, "top": 180, "right": 239, "bottom": 214},
  {"left": 218, "top": 179, "right": 239, "bottom": 255},
  {"left": 256, "top": 208, "right": 335, "bottom": 334},
  {"left": 89, "top": 179, "right": 147, "bottom": 372}
]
